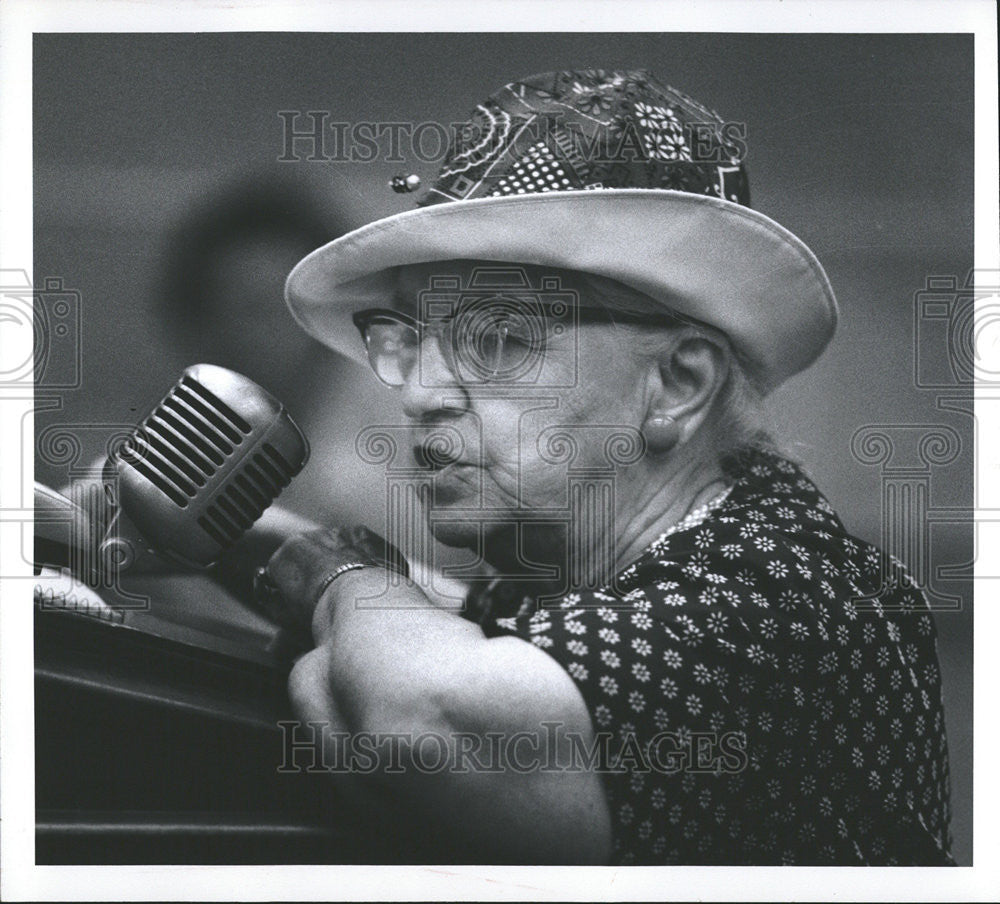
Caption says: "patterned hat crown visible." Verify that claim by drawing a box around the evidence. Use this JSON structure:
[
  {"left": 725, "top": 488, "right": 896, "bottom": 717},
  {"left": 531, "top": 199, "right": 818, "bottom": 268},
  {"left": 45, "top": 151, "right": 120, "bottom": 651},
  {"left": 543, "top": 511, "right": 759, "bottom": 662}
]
[{"left": 419, "top": 69, "right": 750, "bottom": 208}]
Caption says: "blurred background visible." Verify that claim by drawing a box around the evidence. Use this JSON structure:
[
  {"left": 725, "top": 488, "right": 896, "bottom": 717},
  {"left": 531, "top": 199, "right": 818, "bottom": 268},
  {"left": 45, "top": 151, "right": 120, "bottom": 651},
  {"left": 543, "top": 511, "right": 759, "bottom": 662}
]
[{"left": 34, "top": 33, "right": 974, "bottom": 863}]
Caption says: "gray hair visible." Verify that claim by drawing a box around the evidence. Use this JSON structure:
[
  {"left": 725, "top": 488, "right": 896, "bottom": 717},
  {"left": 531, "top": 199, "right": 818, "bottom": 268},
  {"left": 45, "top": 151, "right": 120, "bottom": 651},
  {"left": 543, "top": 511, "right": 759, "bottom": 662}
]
[{"left": 569, "top": 270, "right": 777, "bottom": 465}]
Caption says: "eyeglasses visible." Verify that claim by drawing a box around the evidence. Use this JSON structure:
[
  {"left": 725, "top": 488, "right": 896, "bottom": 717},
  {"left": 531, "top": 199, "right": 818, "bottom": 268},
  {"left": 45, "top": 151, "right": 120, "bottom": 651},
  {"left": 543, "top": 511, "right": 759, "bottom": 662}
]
[{"left": 353, "top": 302, "right": 687, "bottom": 387}]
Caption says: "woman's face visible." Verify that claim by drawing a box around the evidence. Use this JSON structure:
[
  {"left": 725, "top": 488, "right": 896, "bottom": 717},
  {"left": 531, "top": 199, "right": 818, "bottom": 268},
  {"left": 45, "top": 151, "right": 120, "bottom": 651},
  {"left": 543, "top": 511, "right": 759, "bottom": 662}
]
[{"left": 391, "top": 261, "right": 654, "bottom": 553}]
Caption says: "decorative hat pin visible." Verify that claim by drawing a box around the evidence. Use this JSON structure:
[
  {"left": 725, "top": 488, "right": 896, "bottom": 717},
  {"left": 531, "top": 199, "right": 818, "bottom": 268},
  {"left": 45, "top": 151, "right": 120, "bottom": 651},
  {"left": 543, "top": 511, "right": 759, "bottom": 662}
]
[{"left": 390, "top": 174, "right": 422, "bottom": 193}]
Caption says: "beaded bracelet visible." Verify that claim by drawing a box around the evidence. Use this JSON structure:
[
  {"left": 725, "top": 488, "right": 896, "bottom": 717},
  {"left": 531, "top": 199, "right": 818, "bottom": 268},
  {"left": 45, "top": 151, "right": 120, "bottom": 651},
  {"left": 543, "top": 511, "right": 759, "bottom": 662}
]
[{"left": 314, "top": 556, "right": 409, "bottom": 604}]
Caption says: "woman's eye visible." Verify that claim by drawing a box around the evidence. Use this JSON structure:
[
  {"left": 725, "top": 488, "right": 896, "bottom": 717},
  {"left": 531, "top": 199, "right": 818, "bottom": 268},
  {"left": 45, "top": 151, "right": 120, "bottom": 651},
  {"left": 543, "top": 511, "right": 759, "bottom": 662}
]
[
  {"left": 501, "top": 318, "right": 545, "bottom": 348},
  {"left": 372, "top": 326, "right": 413, "bottom": 353},
  {"left": 478, "top": 331, "right": 504, "bottom": 364}
]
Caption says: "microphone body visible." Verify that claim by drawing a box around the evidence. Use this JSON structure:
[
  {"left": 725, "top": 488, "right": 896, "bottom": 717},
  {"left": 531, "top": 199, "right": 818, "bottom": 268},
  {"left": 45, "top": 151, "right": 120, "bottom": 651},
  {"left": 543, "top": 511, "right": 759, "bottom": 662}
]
[{"left": 101, "top": 364, "right": 309, "bottom": 572}]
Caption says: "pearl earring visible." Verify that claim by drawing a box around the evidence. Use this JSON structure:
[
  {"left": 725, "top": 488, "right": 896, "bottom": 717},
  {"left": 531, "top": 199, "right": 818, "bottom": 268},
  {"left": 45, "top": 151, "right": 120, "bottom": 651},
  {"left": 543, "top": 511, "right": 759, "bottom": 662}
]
[{"left": 643, "top": 414, "right": 681, "bottom": 452}]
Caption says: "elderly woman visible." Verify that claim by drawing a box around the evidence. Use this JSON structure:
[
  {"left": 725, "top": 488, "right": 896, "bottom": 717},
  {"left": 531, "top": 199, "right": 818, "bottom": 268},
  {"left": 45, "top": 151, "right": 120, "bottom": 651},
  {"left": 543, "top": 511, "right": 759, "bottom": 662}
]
[{"left": 261, "top": 70, "right": 952, "bottom": 865}]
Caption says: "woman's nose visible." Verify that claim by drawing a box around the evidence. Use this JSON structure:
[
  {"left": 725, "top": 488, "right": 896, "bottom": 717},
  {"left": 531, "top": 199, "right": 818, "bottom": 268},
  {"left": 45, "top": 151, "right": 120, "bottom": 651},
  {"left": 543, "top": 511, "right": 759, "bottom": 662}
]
[{"left": 400, "top": 334, "right": 467, "bottom": 420}]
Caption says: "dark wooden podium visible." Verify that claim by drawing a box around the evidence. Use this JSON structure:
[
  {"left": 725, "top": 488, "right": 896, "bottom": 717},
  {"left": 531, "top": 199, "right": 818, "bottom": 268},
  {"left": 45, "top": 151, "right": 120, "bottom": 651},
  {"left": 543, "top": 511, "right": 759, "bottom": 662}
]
[{"left": 33, "top": 571, "right": 414, "bottom": 864}]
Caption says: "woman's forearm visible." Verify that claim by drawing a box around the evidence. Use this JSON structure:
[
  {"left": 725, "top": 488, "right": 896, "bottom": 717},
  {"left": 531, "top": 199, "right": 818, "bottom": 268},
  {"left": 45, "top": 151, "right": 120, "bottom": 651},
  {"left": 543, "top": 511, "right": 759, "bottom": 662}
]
[
  {"left": 312, "top": 567, "right": 486, "bottom": 736},
  {"left": 281, "top": 558, "right": 612, "bottom": 863}
]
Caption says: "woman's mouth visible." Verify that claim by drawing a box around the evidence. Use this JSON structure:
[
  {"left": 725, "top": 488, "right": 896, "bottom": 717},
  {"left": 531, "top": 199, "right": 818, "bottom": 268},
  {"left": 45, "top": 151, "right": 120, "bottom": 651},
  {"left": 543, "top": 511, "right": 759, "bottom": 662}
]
[
  {"left": 413, "top": 441, "right": 465, "bottom": 471},
  {"left": 412, "top": 424, "right": 476, "bottom": 472}
]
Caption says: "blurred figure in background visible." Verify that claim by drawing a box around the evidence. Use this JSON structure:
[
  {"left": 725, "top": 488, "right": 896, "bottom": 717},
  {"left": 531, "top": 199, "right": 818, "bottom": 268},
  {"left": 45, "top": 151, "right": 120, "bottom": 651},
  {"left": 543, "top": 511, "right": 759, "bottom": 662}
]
[
  {"left": 160, "top": 174, "right": 337, "bottom": 405},
  {"left": 157, "top": 174, "right": 392, "bottom": 529}
]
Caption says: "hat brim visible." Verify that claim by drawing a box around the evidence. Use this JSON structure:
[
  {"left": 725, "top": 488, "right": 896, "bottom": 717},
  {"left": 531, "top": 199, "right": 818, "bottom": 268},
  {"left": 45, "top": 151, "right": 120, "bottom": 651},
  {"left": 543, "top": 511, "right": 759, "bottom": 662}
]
[{"left": 285, "top": 188, "right": 837, "bottom": 393}]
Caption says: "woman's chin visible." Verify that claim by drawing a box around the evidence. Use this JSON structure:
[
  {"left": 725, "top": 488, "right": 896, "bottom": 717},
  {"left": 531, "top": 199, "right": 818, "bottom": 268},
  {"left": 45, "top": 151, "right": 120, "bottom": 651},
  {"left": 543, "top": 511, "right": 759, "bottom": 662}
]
[{"left": 426, "top": 516, "right": 481, "bottom": 549}]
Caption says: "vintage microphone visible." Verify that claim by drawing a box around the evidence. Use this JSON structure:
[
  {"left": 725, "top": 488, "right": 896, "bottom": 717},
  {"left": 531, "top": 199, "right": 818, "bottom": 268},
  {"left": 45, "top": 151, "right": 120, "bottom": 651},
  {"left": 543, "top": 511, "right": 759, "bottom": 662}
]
[{"left": 98, "top": 363, "right": 310, "bottom": 576}]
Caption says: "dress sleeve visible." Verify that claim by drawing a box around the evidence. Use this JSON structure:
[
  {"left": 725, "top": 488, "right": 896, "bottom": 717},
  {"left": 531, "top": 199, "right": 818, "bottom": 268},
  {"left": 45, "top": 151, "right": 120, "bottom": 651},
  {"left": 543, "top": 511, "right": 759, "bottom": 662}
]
[{"left": 481, "top": 573, "right": 763, "bottom": 864}]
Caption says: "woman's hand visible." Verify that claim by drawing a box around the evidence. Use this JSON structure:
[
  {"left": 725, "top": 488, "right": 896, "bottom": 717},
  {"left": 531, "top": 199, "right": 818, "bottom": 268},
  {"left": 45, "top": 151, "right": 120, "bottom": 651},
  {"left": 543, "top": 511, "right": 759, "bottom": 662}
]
[
  {"left": 257, "top": 525, "right": 407, "bottom": 634},
  {"left": 209, "top": 504, "right": 322, "bottom": 602}
]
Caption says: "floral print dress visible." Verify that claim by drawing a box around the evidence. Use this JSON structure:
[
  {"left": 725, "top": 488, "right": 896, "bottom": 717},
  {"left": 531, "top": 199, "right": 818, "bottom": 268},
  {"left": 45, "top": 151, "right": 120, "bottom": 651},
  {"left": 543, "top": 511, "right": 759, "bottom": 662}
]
[{"left": 469, "top": 448, "right": 954, "bottom": 865}]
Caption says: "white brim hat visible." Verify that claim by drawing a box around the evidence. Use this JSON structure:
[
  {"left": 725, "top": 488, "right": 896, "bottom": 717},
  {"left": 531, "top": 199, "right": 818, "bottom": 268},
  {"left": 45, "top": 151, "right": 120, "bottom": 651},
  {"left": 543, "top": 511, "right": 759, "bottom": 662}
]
[{"left": 285, "top": 70, "right": 837, "bottom": 394}]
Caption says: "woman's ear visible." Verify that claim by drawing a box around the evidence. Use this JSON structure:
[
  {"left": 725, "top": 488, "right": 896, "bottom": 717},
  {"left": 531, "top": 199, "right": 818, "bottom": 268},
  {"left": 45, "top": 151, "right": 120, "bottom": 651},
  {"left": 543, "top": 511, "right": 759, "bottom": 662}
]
[{"left": 642, "top": 330, "right": 730, "bottom": 450}]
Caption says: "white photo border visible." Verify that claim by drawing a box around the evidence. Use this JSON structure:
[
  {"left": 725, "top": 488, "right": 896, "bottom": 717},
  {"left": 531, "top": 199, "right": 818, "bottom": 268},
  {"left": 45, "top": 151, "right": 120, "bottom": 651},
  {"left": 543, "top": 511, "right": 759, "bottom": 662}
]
[{"left": 2, "top": 0, "right": 997, "bottom": 900}]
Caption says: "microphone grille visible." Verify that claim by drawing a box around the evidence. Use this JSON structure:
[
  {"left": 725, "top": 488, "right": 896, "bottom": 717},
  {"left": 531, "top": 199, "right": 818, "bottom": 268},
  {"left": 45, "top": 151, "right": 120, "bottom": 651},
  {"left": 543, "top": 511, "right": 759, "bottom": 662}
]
[
  {"left": 123, "top": 373, "right": 254, "bottom": 507},
  {"left": 197, "top": 444, "right": 295, "bottom": 546},
  {"left": 110, "top": 364, "right": 309, "bottom": 566}
]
